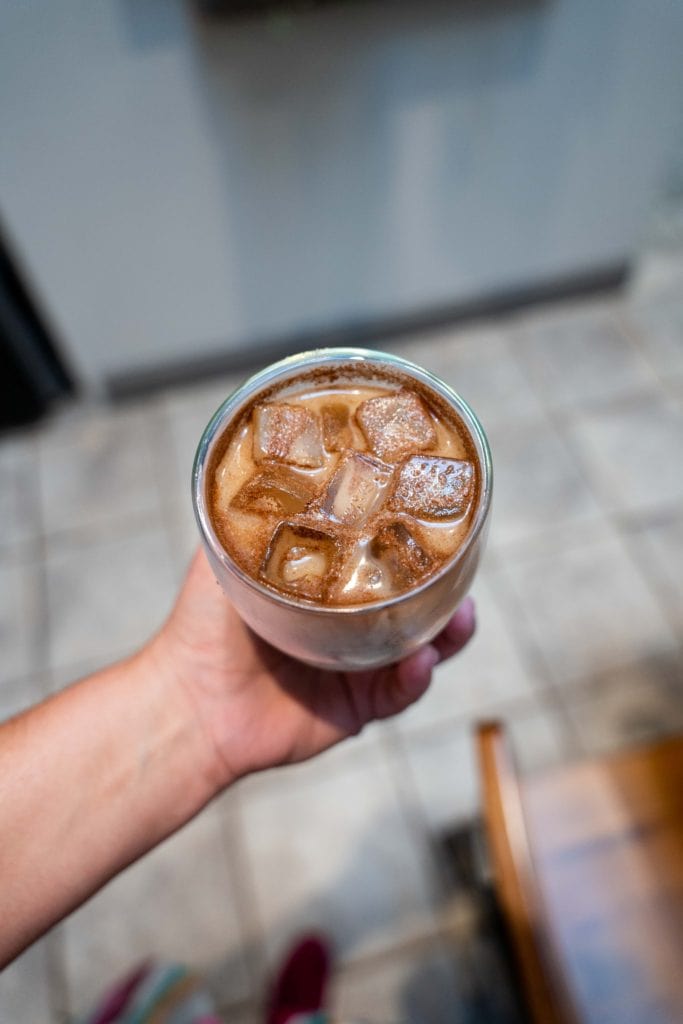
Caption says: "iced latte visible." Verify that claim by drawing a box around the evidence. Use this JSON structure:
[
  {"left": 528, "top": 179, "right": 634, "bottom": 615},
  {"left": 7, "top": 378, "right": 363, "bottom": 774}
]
[{"left": 193, "top": 349, "right": 491, "bottom": 670}]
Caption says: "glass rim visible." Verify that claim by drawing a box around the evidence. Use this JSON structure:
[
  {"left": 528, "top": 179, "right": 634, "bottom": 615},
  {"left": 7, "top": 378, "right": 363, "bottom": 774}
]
[{"left": 192, "top": 346, "right": 493, "bottom": 616}]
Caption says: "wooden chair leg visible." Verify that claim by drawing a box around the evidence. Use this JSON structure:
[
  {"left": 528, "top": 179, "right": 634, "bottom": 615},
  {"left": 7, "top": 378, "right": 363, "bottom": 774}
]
[{"left": 477, "top": 721, "right": 578, "bottom": 1024}]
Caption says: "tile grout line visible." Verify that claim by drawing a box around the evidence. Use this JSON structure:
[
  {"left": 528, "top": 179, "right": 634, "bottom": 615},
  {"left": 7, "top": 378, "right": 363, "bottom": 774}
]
[
  {"left": 614, "top": 521, "right": 683, "bottom": 650},
  {"left": 331, "top": 922, "right": 464, "bottom": 981},
  {"left": 41, "top": 508, "right": 162, "bottom": 552},
  {"left": 233, "top": 733, "right": 378, "bottom": 801},
  {"left": 614, "top": 303, "right": 683, "bottom": 394},
  {"left": 216, "top": 787, "right": 271, "bottom": 1000},
  {"left": 480, "top": 549, "right": 586, "bottom": 755},
  {"left": 394, "top": 687, "right": 564, "bottom": 747},
  {"left": 146, "top": 399, "right": 195, "bottom": 582},
  {"left": 378, "top": 719, "right": 503, "bottom": 992},
  {"left": 489, "top": 498, "right": 683, "bottom": 567},
  {"left": 378, "top": 725, "right": 450, "bottom": 923},
  {"left": 214, "top": 995, "right": 260, "bottom": 1022}
]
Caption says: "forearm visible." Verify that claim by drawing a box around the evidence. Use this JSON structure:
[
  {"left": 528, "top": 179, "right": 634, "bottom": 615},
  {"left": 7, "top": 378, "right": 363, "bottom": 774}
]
[{"left": 0, "top": 646, "right": 218, "bottom": 966}]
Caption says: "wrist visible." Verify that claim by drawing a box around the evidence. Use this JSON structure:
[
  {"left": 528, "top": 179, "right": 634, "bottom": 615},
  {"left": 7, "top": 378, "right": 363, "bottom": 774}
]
[{"left": 139, "top": 631, "right": 235, "bottom": 802}]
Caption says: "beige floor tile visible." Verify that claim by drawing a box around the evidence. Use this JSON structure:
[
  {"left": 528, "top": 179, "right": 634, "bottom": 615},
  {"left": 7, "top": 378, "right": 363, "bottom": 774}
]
[
  {"left": 514, "top": 308, "right": 658, "bottom": 410},
  {"left": 0, "top": 555, "right": 42, "bottom": 685},
  {"left": 239, "top": 743, "right": 437, "bottom": 966},
  {"left": 38, "top": 404, "right": 162, "bottom": 536},
  {"left": 392, "top": 325, "right": 545, "bottom": 431},
  {"left": 485, "top": 416, "right": 602, "bottom": 549},
  {"left": 0, "top": 939, "right": 53, "bottom": 1024},
  {"left": 623, "top": 295, "right": 683, "bottom": 378},
  {"left": 332, "top": 938, "right": 462, "bottom": 1024},
  {"left": 627, "top": 247, "right": 683, "bottom": 306},
  {"left": 48, "top": 656, "right": 119, "bottom": 694},
  {"left": 62, "top": 806, "right": 250, "bottom": 1018},
  {"left": 626, "top": 515, "right": 683, "bottom": 631},
  {"left": 45, "top": 527, "right": 176, "bottom": 672},
  {"left": 563, "top": 654, "right": 683, "bottom": 756},
  {"left": 216, "top": 1002, "right": 260, "bottom": 1024},
  {"left": 396, "top": 575, "right": 539, "bottom": 735},
  {"left": 568, "top": 394, "right": 683, "bottom": 516},
  {"left": 157, "top": 380, "right": 243, "bottom": 580},
  {"left": 496, "top": 531, "right": 677, "bottom": 687},
  {"left": 0, "top": 430, "right": 39, "bottom": 552},
  {"left": 506, "top": 698, "right": 574, "bottom": 774},
  {"left": 237, "top": 723, "right": 384, "bottom": 801},
  {"left": 663, "top": 372, "right": 683, "bottom": 404},
  {"left": 0, "top": 671, "right": 48, "bottom": 723},
  {"left": 165, "top": 497, "right": 202, "bottom": 582},
  {"left": 400, "top": 697, "right": 570, "bottom": 835},
  {"left": 160, "top": 376, "right": 243, "bottom": 498},
  {"left": 488, "top": 515, "right": 616, "bottom": 563},
  {"left": 399, "top": 723, "right": 479, "bottom": 834},
  {"left": 162, "top": 374, "right": 245, "bottom": 430}
]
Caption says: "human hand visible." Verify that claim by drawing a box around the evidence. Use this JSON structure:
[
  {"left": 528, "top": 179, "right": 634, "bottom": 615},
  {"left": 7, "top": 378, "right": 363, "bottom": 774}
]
[{"left": 149, "top": 549, "right": 475, "bottom": 789}]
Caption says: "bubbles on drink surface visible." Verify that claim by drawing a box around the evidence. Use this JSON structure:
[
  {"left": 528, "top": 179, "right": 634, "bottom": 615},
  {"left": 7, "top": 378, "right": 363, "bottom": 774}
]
[{"left": 214, "top": 376, "right": 479, "bottom": 605}]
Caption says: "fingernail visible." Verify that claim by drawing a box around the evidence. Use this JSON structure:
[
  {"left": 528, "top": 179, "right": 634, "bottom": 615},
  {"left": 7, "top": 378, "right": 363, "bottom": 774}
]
[
  {"left": 448, "top": 596, "right": 475, "bottom": 637},
  {"left": 421, "top": 645, "right": 440, "bottom": 673}
]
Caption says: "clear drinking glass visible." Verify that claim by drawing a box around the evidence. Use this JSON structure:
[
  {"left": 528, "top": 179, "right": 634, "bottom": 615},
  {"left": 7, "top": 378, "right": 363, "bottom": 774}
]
[{"left": 192, "top": 347, "right": 492, "bottom": 671}]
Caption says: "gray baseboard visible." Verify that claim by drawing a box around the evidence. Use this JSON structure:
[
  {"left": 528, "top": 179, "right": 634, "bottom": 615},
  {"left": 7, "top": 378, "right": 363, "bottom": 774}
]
[{"left": 106, "top": 261, "right": 629, "bottom": 400}]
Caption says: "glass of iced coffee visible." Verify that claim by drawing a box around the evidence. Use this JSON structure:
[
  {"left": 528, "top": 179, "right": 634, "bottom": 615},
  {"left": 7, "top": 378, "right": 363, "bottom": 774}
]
[{"left": 192, "top": 348, "right": 492, "bottom": 671}]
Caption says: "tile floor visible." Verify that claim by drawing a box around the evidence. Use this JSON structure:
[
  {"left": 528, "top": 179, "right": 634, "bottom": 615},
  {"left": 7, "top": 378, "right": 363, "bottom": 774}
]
[{"left": 1, "top": 224, "right": 682, "bottom": 1023}]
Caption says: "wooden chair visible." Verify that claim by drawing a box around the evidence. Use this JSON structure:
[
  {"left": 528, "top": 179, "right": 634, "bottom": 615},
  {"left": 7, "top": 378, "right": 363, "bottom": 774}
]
[{"left": 477, "top": 723, "right": 683, "bottom": 1024}]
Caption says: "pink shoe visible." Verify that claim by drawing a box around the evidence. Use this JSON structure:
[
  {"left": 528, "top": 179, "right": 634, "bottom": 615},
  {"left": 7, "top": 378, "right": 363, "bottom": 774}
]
[{"left": 266, "top": 935, "right": 332, "bottom": 1024}]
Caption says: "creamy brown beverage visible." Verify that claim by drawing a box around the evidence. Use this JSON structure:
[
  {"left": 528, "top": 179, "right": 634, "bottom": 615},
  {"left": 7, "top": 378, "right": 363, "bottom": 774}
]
[{"left": 207, "top": 362, "right": 481, "bottom": 608}]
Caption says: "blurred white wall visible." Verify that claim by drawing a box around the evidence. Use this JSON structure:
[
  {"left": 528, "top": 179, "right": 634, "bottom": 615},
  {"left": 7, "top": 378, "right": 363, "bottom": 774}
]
[{"left": 1, "top": 0, "right": 682, "bottom": 388}]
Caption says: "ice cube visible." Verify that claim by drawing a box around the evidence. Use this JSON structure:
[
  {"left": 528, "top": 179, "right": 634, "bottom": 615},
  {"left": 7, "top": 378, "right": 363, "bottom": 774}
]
[
  {"left": 317, "top": 452, "right": 393, "bottom": 527},
  {"left": 370, "top": 521, "right": 435, "bottom": 590},
  {"left": 329, "top": 549, "right": 390, "bottom": 604},
  {"left": 321, "top": 403, "right": 352, "bottom": 451},
  {"left": 356, "top": 390, "right": 436, "bottom": 461},
  {"left": 253, "top": 403, "right": 324, "bottom": 467},
  {"left": 261, "top": 523, "right": 339, "bottom": 600},
  {"left": 231, "top": 467, "right": 319, "bottom": 517},
  {"left": 390, "top": 456, "right": 474, "bottom": 519}
]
